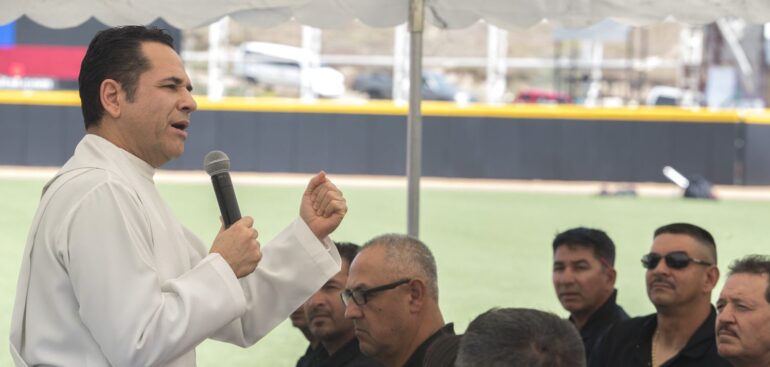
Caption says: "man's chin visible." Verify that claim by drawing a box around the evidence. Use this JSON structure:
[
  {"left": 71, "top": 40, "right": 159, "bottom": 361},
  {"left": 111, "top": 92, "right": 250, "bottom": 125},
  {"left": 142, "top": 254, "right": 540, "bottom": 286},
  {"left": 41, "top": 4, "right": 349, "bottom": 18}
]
[
  {"left": 559, "top": 299, "right": 584, "bottom": 313},
  {"left": 716, "top": 343, "right": 741, "bottom": 358},
  {"left": 357, "top": 341, "right": 378, "bottom": 358},
  {"left": 310, "top": 325, "right": 330, "bottom": 337},
  {"left": 649, "top": 294, "right": 675, "bottom": 307}
]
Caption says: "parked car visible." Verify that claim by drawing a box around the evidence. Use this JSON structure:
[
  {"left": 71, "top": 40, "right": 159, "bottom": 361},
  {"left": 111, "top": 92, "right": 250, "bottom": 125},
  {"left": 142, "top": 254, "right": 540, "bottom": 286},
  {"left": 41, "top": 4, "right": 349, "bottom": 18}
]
[
  {"left": 352, "top": 70, "right": 473, "bottom": 103},
  {"left": 233, "top": 42, "right": 345, "bottom": 98},
  {"left": 645, "top": 86, "right": 683, "bottom": 106},
  {"left": 645, "top": 85, "right": 709, "bottom": 107},
  {"left": 514, "top": 89, "right": 573, "bottom": 104}
]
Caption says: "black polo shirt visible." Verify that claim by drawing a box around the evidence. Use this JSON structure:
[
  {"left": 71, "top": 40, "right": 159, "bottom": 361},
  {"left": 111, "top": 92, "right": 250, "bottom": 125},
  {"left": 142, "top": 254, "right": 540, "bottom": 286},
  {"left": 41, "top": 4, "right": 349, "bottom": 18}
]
[
  {"left": 297, "top": 344, "right": 315, "bottom": 367},
  {"left": 590, "top": 307, "right": 730, "bottom": 367},
  {"left": 303, "top": 338, "right": 383, "bottom": 367},
  {"left": 570, "top": 289, "right": 629, "bottom": 364},
  {"left": 403, "top": 323, "right": 455, "bottom": 367}
]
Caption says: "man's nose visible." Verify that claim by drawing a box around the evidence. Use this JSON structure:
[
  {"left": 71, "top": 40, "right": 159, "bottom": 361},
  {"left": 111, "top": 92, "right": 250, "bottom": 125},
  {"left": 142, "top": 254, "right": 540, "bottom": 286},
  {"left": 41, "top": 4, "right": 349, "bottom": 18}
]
[
  {"left": 650, "top": 258, "right": 671, "bottom": 273},
  {"left": 716, "top": 304, "right": 735, "bottom": 323},
  {"left": 344, "top": 301, "right": 362, "bottom": 319},
  {"left": 180, "top": 89, "right": 197, "bottom": 112},
  {"left": 555, "top": 268, "right": 575, "bottom": 283},
  {"left": 307, "top": 293, "right": 325, "bottom": 308}
]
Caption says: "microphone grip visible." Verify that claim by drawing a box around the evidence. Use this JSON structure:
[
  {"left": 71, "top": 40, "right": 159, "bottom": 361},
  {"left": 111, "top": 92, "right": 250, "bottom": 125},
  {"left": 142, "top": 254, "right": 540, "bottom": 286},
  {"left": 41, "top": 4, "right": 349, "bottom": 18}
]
[{"left": 211, "top": 173, "right": 242, "bottom": 228}]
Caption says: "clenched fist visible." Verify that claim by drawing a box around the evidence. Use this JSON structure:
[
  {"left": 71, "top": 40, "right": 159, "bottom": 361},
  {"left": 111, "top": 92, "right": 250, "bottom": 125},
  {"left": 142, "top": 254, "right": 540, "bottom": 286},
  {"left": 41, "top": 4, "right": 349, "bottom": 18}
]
[{"left": 300, "top": 171, "right": 348, "bottom": 240}]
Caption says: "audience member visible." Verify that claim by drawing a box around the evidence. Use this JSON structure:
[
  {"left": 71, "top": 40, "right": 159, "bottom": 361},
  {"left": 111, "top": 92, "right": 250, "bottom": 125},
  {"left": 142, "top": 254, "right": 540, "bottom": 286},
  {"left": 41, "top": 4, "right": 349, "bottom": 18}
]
[
  {"left": 715, "top": 255, "right": 770, "bottom": 367},
  {"left": 456, "top": 308, "right": 585, "bottom": 367},
  {"left": 293, "top": 305, "right": 319, "bottom": 367},
  {"left": 342, "top": 234, "right": 452, "bottom": 367},
  {"left": 591, "top": 223, "right": 730, "bottom": 366},
  {"left": 301, "top": 242, "right": 383, "bottom": 367},
  {"left": 552, "top": 227, "right": 629, "bottom": 363}
]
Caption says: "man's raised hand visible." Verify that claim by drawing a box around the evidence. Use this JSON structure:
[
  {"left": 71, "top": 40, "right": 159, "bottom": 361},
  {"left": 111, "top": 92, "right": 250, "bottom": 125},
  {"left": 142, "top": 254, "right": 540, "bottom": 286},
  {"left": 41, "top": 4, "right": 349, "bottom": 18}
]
[{"left": 300, "top": 171, "right": 348, "bottom": 239}]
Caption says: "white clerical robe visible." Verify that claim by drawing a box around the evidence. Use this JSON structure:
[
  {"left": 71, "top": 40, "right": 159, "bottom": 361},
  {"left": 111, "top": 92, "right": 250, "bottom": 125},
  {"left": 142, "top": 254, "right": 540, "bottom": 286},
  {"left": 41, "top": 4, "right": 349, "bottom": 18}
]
[{"left": 9, "top": 134, "right": 341, "bottom": 366}]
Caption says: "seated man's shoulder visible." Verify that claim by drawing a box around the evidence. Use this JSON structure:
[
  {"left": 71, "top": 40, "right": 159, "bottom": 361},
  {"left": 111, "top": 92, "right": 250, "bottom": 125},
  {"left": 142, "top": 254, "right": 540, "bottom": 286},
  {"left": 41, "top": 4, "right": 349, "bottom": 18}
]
[
  {"left": 614, "top": 304, "right": 631, "bottom": 322},
  {"left": 610, "top": 313, "right": 651, "bottom": 332},
  {"left": 424, "top": 333, "right": 461, "bottom": 367},
  {"left": 598, "top": 313, "right": 654, "bottom": 351},
  {"left": 347, "top": 355, "right": 385, "bottom": 367}
]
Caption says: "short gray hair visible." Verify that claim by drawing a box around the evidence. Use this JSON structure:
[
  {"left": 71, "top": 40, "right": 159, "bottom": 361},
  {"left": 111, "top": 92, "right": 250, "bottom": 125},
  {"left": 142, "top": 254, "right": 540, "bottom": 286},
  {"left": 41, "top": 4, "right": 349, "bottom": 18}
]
[
  {"left": 362, "top": 234, "right": 439, "bottom": 301},
  {"left": 727, "top": 254, "right": 770, "bottom": 304},
  {"left": 456, "top": 308, "right": 586, "bottom": 367}
]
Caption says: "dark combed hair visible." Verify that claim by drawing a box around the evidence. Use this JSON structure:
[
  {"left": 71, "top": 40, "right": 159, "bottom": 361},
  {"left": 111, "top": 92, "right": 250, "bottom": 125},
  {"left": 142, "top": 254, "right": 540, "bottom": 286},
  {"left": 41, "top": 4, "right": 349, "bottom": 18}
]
[
  {"left": 552, "top": 227, "right": 616, "bottom": 266},
  {"left": 335, "top": 241, "right": 360, "bottom": 266},
  {"left": 727, "top": 255, "right": 770, "bottom": 303},
  {"left": 654, "top": 222, "right": 717, "bottom": 263},
  {"left": 79, "top": 26, "right": 174, "bottom": 129},
  {"left": 456, "top": 308, "right": 586, "bottom": 367}
]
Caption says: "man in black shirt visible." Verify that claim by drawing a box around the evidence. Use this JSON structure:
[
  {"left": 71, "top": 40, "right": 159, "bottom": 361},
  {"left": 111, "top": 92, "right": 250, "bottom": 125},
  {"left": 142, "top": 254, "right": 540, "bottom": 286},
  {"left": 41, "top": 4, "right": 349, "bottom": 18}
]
[
  {"left": 591, "top": 223, "right": 730, "bottom": 367},
  {"left": 342, "top": 234, "right": 453, "bottom": 367},
  {"left": 301, "top": 242, "right": 382, "bottom": 367},
  {"left": 552, "top": 227, "right": 629, "bottom": 364},
  {"left": 293, "top": 305, "right": 319, "bottom": 367},
  {"left": 715, "top": 255, "right": 770, "bottom": 367}
]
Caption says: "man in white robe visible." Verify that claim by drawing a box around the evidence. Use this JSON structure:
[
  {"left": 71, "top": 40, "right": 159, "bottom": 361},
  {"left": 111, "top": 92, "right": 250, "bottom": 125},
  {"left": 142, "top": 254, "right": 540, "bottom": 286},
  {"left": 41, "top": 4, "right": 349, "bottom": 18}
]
[{"left": 10, "top": 26, "right": 348, "bottom": 366}]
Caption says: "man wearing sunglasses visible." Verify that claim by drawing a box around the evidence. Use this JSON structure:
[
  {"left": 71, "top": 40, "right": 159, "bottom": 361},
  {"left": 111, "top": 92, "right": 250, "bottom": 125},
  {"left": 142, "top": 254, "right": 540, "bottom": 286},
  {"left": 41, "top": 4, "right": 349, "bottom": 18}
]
[
  {"left": 715, "top": 255, "right": 770, "bottom": 367},
  {"left": 551, "top": 227, "right": 629, "bottom": 365},
  {"left": 300, "top": 242, "right": 383, "bottom": 367},
  {"left": 342, "top": 234, "right": 453, "bottom": 367},
  {"left": 591, "top": 223, "right": 730, "bottom": 367}
]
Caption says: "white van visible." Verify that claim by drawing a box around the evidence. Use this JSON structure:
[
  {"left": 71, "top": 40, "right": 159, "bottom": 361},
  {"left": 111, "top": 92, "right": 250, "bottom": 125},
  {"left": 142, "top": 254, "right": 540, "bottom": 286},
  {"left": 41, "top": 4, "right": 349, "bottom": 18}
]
[
  {"left": 645, "top": 86, "right": 703, "bottom": 107},
  {"left": 233, "top": 42, "right": 345, "bottom": 98}
]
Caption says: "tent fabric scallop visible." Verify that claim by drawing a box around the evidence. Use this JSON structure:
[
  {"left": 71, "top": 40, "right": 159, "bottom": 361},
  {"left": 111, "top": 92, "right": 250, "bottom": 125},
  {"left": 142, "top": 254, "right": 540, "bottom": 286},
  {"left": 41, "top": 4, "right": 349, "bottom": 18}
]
[{"left": 3, "top": 0, "right": 770, "bottom": 30}]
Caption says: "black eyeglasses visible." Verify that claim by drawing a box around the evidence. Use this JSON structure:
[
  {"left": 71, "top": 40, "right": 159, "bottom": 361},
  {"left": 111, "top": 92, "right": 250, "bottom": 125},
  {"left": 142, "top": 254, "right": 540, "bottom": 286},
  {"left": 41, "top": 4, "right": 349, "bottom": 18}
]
[
  {"left": 641, "top": 251, "right": 712, "bottom": 270},
  {"left": 341, "top": 279, "right": 411, "bottom": 306}
]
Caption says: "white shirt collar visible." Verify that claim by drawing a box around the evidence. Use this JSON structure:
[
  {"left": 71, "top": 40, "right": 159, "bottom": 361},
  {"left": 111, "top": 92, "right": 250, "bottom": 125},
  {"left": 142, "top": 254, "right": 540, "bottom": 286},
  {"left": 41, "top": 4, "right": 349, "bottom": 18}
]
[{"left": 82, "top": 133, "right": 156, "bottom": 182}]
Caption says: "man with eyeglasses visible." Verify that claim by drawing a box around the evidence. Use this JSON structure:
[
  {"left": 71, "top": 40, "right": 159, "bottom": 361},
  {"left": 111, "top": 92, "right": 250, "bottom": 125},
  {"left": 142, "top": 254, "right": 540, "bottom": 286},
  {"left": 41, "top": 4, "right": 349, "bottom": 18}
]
[
  {"left": 590, "top": 223, "right": 730, "bottom": 367},
  {"left": 551, "top": 227, "right": 629, "bottom": 364},
  {"left": 341, "top": 234, "right": 453, "bottom": 367},
  {"left": 715, "top": 255, "right": 770, "bottom": 367},
  {"left": 299, "top": 242, "right": 383, "bottom": 367}
]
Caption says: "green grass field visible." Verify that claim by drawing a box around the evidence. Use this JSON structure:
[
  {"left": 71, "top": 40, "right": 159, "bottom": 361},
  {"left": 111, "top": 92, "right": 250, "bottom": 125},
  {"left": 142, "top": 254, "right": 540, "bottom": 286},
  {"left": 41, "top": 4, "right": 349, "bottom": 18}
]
[{"left": 2, "top": 176, "right": 769, "bottom": 366}]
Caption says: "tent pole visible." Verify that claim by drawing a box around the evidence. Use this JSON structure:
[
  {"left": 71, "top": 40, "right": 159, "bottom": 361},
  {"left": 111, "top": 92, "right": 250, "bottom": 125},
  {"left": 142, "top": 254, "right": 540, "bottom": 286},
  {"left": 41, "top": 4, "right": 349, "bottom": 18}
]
[{"left": 407, "top": 0, "right": 424, "bottom": 238}]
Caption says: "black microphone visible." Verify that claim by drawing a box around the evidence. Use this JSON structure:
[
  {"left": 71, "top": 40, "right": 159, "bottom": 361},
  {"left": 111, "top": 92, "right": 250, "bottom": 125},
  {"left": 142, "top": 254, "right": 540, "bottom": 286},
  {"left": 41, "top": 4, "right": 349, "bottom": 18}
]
[{"left": 204, "top": 150, "right": 242, "bottom": 229}]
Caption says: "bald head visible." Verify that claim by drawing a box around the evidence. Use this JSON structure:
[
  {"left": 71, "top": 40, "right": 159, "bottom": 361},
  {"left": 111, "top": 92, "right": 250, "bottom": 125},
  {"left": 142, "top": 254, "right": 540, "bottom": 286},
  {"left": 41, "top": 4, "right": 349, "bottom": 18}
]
[{"left": 362, "top": 234, "right": 439, "bottom": 301}]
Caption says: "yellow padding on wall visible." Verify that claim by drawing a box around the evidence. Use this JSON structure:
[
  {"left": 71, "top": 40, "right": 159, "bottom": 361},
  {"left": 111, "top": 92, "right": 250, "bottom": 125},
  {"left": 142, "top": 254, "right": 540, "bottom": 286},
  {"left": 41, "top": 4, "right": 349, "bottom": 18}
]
[{"left": 2, "top": 90, "right": 769, "bottom": 124}]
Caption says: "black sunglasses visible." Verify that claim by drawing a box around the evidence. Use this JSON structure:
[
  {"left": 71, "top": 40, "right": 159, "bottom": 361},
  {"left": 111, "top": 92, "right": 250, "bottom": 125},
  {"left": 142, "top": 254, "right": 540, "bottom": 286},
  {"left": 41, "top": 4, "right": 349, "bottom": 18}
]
[
  {"left": 340, "top": 279, "right": 411, "bottom": 306},
  {"left": 641, "top": 251, "right": 712, "bottom": 270}
]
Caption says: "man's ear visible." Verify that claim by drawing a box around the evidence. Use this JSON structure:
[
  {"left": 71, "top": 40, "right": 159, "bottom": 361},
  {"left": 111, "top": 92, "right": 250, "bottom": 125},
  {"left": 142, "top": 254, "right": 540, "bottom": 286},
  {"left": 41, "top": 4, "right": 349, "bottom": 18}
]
[
  {"left": 407, "top": 279, "right": 427, "bottom": 312},
  {"left": 605, "top": 266, "right": 617, "bottom": 285},
  {"left": 704, "top": 266, "right": 720, "bottom": 293},
  {"left": 100, "top": 79, "right": 122, "bottom": 119}
]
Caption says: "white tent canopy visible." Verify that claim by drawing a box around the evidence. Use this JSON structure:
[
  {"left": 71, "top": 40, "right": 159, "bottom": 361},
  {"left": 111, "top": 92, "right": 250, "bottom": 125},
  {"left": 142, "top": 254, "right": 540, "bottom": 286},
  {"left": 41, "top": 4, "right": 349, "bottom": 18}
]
[
  {"left": 4, "top": 0, "right": 770, "bottom": 30},
  {"left": 4, "top": 0, "right": 770, "bottom": 236}
]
